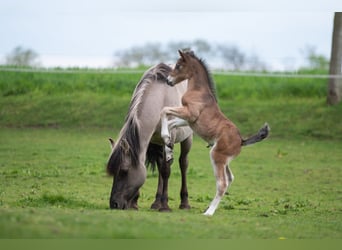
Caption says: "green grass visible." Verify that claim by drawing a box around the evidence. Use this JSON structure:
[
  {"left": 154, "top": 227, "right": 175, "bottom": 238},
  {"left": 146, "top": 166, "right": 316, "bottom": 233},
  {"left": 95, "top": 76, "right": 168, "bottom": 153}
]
[
  {"left": 1, "top": 68, "right": 341, "bottom": 139},
  {"left": 0, "top": 68, "right": 341, "bottom": 238},
  {"left": 0, "top": 129, "right": 341, "bottom": 238},
  {"left": 0, "top": 67, "right": 328, "bottom": 99},
  {"left": 1, "top": 93, "right": 341, "bottom": 139}
]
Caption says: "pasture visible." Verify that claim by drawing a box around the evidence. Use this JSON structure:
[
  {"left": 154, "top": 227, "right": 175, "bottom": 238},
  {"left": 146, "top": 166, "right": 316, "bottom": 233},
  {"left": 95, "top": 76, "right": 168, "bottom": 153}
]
[{"left": 0, "top": 68, "right": 341, "bottom": 238}]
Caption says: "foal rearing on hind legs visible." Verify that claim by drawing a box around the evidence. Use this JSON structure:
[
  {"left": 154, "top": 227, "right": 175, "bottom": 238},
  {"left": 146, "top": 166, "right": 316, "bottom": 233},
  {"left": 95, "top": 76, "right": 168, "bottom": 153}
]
[{"left": 161, "top": 50, "right": 270, "bottom": 216}]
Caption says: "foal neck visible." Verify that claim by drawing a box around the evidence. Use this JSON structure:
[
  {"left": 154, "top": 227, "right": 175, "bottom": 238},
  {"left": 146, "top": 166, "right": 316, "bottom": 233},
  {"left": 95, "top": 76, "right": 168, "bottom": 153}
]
[{"left": 188, "top": 58, "right": 217, "bottom": 102}]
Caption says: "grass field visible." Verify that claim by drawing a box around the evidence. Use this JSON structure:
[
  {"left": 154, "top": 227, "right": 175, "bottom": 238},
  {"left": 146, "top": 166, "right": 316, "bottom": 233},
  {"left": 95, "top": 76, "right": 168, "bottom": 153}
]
[{"left": 0, "top": 68, "right": 341, "bottom": 238}]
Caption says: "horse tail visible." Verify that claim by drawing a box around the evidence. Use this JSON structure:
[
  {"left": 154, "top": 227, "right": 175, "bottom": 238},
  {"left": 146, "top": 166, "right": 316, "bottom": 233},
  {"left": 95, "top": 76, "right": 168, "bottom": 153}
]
[
  {"left": 146, "top": 143, "right": 163, "bottom": 172},
  {"left": 241, "top": 123, "right": 270, "bottom": 146}
]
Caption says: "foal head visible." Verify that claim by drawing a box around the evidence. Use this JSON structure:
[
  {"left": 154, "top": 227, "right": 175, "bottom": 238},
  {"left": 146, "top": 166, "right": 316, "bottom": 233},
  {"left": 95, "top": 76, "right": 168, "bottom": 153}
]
[
  {"left": 167, "top": 50, "right": 217, "bottom": 101},
  {"left": 167, "top": 50, "right": 196, "bottom": 86}
]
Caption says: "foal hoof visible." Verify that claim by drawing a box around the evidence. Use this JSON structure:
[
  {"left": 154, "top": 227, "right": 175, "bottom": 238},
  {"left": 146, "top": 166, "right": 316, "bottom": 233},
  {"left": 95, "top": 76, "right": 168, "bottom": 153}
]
[
  {"left": 165, "top": 155, "right": 173, "bottom": 162},
  {"left": 165, "top": 146, "right": 174, "bottom": 162}
]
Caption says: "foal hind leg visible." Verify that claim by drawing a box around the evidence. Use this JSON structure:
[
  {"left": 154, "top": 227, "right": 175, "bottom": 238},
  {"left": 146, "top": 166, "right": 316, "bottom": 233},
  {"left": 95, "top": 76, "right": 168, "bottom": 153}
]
[
  {"left": 204, "top": 148, "right": 233, "bottom": 216},
  {"left": 179, "top": 135, "right": 192, "bottom": 209},
  {"left": 225, "top": 162, "right": 235, "bottom": 194}
]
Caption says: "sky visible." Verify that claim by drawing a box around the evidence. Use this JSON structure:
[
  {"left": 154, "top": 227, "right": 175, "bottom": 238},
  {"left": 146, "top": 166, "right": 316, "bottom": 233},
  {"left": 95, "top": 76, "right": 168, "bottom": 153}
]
[{"left": 1, "top": 0, "right": 342, "bottom": 70}]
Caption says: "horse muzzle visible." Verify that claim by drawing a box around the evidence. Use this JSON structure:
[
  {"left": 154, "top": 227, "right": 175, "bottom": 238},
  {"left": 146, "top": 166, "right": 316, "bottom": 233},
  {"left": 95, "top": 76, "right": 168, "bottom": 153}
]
[{"left": 110, "top": 199, "right": 127, "bottom": 210}]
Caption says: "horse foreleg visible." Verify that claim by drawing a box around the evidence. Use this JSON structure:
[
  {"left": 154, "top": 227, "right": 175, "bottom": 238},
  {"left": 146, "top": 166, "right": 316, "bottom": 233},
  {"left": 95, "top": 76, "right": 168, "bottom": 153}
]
[
  {"left": 159, "top": 153, "right": 173, "bottom": 212},
  {"left": 179, "top": 135, "right": 192, "bottom": 209},
  {"left": 150, "top": 154, "right": 164, "bottom": 210}
]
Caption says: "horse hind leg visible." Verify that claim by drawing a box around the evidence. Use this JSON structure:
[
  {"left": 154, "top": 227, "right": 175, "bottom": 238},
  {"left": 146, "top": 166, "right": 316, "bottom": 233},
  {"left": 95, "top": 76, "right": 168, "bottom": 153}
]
[{"left": 179, "top": 135, "right": 192, "bottom": 209}]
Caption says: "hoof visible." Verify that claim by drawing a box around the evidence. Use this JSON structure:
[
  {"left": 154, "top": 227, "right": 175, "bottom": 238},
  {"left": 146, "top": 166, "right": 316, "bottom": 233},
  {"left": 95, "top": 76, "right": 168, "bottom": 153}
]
[
  {"left": 179, "top": 204, "right": 191, "bottom": 210},
  {"left": 159, "top": 207, "right": 172, "bottom": 212},
  {"left": 165, "top": 144, "right": 173, "bottom": 160},
  {"left": 166, "top": 156, "right": 173, "bottom": 162},
  {"left": 150, "top": 202, "right": 161, "bottom": 210}
]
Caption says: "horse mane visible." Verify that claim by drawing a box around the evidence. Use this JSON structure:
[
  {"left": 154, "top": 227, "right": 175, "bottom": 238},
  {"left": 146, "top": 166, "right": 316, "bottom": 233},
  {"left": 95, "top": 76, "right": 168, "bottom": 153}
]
[
  {"left": 184, "top": 50, "right": 217, "bottom": 102},
  {"left": 107, "top": 63, "right": 171, "bottom": 176}
]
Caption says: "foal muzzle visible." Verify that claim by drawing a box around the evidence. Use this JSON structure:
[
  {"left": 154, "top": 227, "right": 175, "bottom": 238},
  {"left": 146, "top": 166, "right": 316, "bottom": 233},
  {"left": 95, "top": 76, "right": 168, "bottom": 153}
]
[{"left": 166, "top": 76, "right": 175, "bottom": 86}]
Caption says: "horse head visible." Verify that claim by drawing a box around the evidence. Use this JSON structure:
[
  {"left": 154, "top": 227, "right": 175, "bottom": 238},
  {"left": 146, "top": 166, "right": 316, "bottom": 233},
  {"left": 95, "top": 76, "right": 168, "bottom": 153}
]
[{"left": 107, "top": 123, "right": 146, "bottom": 210}]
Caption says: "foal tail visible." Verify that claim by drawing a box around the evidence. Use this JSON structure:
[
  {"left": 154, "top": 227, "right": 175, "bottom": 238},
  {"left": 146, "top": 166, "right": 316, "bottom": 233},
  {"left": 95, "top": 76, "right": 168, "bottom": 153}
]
[{"left": 241, "top": 123, "right": 270, "bottom": 146}]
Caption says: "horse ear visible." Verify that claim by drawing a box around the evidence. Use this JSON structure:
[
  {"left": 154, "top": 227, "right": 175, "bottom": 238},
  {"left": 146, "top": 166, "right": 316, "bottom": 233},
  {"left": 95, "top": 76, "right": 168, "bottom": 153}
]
[
  {"left": 120, "top": 139, "right": 130, "bottom": 153},
  {"left": 178, "top": 50, "right": 186, "bottom": 61},
  {"left": 108, "top": 138, "right": 115, "bottom": 149}
]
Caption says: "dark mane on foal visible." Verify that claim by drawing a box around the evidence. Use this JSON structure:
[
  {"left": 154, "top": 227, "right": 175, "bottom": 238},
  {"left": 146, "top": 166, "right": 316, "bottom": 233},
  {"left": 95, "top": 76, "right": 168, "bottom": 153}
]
[
  {"left": 184, "top": 50, "right": 217, "bottom": 102},
  {"left": 107, "top": 63, "right": 171, "bottom": 176}
]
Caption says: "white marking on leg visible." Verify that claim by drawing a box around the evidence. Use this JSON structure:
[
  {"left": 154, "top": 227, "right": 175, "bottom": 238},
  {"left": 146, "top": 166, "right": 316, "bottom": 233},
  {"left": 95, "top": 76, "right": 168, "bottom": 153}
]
[
  {"left": 204, "top": 193, "right": 222, "bottom": 216},
  {"left": 161, "top": 108, "right": 174, "bottom": 161},
  {"left": 168, "top": 117, "right": 189, "bottom": 130},
  {"left": 160, "top": 108, "right": 171, "bottom": 145},
  {"left": 164, "top": 145, "right": 173, "bottom": 162},
  {"left": 204, "top": 145, "right": 228, "bottom": 216}
]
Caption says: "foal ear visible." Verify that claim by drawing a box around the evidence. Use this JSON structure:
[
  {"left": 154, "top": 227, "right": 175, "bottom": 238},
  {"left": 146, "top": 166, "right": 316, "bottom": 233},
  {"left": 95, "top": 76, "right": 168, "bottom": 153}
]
[
  {"left": 178, "top": 50, "right": 187, "bottom": 61},
  {"left": 108, "top": 138, "right": 115, "bottom": 149}
]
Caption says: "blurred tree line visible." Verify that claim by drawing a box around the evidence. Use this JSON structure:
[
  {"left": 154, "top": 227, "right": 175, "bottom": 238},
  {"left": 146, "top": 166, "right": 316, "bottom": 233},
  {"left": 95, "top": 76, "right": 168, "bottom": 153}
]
[
  {"left": 113, "top": 39, "right": 267, "bottom": 71},
  {"left": 5, "top": 41, "right": 329, "bottom": 72}
]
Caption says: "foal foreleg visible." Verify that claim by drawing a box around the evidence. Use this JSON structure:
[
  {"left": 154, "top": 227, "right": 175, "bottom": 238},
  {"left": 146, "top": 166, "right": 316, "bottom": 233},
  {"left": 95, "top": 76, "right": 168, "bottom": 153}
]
[
  {"left": 168, "top": 117, "right": 189, "bottom": 130},
  {"left": 161, "top": 107, "right": 190, "bottom": 161},
  {"left": 161, "top": 107, "right": 173, "bottom": 161}
]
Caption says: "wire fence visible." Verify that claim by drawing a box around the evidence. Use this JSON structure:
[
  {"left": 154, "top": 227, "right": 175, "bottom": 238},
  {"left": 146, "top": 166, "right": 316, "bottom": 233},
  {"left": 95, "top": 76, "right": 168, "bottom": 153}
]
[{"left": 1, "top": 66, "right": 342, "bottom": 79}]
